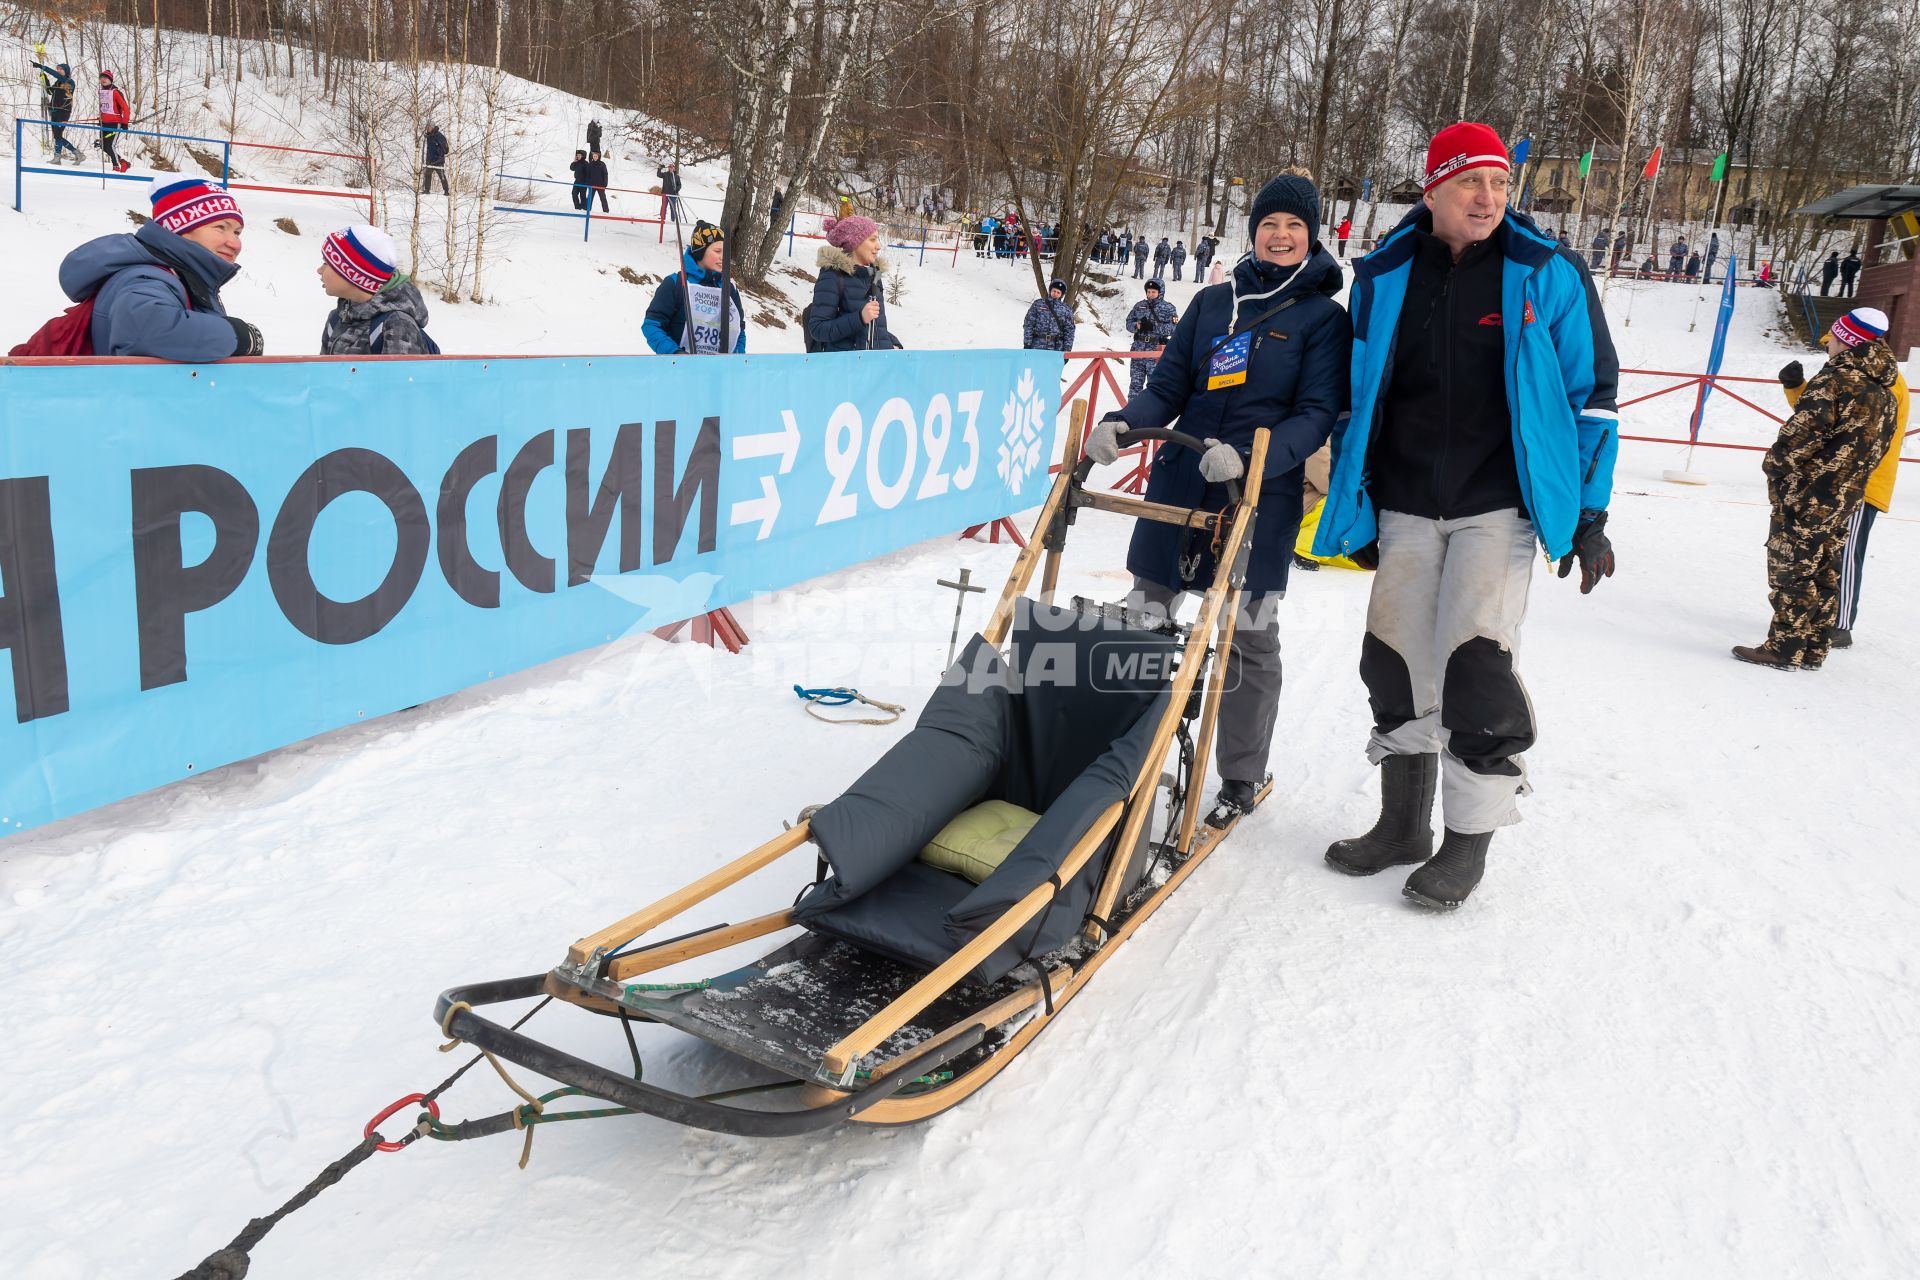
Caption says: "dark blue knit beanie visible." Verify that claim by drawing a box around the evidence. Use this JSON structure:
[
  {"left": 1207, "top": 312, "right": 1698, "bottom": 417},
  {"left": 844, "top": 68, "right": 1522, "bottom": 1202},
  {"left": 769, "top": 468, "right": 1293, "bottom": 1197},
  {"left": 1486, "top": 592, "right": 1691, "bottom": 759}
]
[{"left": 1248, "top": 174, "right": 1320, "bottom": 245}]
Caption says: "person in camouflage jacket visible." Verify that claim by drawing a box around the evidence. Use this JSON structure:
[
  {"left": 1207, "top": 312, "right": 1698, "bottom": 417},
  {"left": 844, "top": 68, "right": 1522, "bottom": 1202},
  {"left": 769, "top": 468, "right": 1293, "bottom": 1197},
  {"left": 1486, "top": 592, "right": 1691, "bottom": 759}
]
[
  {"left": 1123, "top": 278, "right": 1177, "bottom": 396},
  {"left": 1736, "top": 306, "right": 1900, "bottom": 670},
  {"left": 1021, "top": 279, "right": 1075, "bottom": 351}
]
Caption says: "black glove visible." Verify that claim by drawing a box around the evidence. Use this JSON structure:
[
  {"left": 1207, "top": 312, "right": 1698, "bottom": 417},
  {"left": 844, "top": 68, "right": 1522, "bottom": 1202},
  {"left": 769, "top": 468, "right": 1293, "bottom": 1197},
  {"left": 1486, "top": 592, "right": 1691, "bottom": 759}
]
[
  {"left": 227, "top": 317, "right": 264, "bottom": 356},
  {"left": 1777, "top": 360, "right": 1804, "bottom": 388},
  {"left": 1349, "top": 541, "right": 1380, "bottom": 571},
  {"left": 1556, "top": 509, "right": 1614, "bottom": 594}
]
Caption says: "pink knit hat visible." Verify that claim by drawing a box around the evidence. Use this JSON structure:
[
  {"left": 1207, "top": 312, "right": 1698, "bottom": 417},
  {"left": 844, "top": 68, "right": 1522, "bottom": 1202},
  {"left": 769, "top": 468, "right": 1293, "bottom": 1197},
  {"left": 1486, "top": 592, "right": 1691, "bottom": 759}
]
[{"left": 823, "top": 214, "right": 878, "bottom": 252}]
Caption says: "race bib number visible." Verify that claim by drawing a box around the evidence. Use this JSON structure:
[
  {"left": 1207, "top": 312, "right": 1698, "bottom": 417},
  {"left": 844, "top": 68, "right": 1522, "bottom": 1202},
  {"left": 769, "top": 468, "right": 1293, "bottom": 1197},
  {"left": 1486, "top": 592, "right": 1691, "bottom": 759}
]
[{"left": 1207, "top": 330, "right": 1252, "bottom": 391}]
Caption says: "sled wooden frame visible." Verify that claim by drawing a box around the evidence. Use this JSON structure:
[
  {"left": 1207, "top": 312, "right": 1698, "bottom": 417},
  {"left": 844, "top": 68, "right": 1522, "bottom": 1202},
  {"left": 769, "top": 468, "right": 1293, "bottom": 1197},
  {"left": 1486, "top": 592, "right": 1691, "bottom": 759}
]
[{"left": 442, "top": 406, "right": 1270, "bottom": 1130}]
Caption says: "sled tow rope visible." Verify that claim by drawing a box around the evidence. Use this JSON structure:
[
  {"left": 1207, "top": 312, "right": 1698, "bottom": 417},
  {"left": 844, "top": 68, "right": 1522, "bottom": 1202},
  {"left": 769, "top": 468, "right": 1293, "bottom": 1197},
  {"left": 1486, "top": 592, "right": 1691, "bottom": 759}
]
[{"left": 794, "top": 684, "right": 906, "bottom": 725}]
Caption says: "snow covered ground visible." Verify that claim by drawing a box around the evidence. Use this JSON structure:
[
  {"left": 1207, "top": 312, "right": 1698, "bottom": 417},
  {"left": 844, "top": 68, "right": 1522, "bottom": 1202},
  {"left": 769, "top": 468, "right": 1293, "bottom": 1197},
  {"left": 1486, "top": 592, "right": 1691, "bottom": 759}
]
[{"left": 5, "top": 43, "right": 1920, "bottom": 1280}]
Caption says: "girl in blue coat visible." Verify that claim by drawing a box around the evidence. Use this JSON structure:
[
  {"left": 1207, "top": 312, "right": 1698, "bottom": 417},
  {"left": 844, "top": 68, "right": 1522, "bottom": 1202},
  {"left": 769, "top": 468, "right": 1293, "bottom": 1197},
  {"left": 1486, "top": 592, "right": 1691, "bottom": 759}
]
[{"left": 1085, "top": 172, "right": 1352, "bottom": 826}]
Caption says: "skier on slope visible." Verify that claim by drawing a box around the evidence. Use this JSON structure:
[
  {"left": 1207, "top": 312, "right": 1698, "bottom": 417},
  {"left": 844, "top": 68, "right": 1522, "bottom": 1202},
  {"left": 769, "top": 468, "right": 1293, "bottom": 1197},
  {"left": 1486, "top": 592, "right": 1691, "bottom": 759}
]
[
  {"left": 422, "top": 122, "right": 450, "bottom": 194},
  {"left": 1021, "top": 279, "right": 1076, "bottom": 351},
  {"left": 32, "top": 53, "right": 85, "bottom": 164},
  {"left": 53, "top": 179, "right": 263, "bottom": 359},
  {"left": 97, "top": 69, "right": 131, "bottom": 172},
  {"left": 1314, "top": 122, "right": 1619, "bottom": 911},
  {"left": 316, "top": 224, "right": 434, "bottom": 356},
  {"left": 644, "top": 220, "right": 746, "bottom": 355},
  {"left": 1083, "top": 172, "right": 1352, "bottom": 830}
]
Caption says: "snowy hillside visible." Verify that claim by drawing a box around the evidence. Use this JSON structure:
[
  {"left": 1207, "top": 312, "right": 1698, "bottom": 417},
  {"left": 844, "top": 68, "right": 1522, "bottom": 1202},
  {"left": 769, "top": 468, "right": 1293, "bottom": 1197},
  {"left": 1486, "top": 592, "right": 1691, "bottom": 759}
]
[
  {"left": 2, "top": 40, "right": 1132, "bottom": 356},
  {"left": 5, "top": 34, "right": 1920, "bottom": 1280}
]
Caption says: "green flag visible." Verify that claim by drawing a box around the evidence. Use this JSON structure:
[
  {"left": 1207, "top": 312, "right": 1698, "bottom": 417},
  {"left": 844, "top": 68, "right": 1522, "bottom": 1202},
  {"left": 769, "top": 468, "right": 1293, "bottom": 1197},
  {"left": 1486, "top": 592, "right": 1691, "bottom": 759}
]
[
  {"left": 1579, "top": 149, "right": 1594, "bottom": 178},
  {"left": 1710, "top": 151, "right": 1728, "bottom": 182}
]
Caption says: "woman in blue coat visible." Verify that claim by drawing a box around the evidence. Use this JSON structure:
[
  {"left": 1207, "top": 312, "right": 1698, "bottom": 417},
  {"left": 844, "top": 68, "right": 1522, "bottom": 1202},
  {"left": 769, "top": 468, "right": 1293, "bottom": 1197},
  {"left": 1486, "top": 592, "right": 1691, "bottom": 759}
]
[{"left": 1085, "top": 172, "right": 1351, "bottom": 826}]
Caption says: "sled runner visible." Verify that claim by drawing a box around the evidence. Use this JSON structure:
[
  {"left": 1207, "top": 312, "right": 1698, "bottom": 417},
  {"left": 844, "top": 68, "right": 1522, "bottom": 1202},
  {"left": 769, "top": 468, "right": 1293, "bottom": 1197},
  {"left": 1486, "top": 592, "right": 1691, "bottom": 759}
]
[{"left": 435, "top": 416, "right": 1273, "bottom": 1136}]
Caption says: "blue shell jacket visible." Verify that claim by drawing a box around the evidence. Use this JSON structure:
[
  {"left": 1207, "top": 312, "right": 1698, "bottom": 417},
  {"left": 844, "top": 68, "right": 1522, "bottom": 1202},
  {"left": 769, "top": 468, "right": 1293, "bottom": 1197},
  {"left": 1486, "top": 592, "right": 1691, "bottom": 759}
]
[{"left": 1311, "top": 205, "right": 1619, "bottom": 562}]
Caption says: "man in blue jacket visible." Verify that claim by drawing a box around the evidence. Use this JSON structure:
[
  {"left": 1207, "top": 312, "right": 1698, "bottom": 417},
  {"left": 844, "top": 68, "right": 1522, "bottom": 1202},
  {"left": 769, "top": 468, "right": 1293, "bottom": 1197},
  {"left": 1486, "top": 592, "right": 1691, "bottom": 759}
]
[{"left": 1314, "top": 122, "right": 1619, "bottom": 910}]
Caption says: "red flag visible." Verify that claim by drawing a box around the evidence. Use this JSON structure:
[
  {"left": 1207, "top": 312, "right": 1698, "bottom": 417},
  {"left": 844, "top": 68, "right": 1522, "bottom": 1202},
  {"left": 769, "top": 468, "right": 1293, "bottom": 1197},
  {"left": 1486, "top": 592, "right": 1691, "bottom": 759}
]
[{"left": 1643, "top": 147, "right": 1663, "bottom": 178}]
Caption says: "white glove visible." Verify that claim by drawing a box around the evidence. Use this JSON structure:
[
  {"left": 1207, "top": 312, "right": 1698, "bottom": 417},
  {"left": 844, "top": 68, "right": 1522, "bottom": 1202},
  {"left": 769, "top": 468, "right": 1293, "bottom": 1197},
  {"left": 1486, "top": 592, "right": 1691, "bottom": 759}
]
[
  {"left": 1085, "top": 416, "right": 1126, "bottom": 465},
  {"left": 1198, "top": 438, "right": 1245, "bottom": 484}
]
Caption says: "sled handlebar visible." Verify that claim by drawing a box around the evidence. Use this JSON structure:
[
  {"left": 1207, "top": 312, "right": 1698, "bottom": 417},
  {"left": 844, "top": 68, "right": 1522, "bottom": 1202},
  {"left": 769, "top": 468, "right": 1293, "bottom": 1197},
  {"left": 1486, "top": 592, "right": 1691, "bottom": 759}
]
[
  {"left": 433, "top": 975, "right": 988, "bottom": 1137},
  {"left": 1073, "top": 426, "right": 1243, "bottom": 507}
]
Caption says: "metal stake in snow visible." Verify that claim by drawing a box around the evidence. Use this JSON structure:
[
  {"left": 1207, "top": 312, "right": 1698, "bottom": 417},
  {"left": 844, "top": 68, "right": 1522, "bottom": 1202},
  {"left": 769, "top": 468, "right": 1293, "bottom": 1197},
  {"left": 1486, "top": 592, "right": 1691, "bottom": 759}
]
[{"left": 935, "top": 568, "right": 986, "bottom": 667}]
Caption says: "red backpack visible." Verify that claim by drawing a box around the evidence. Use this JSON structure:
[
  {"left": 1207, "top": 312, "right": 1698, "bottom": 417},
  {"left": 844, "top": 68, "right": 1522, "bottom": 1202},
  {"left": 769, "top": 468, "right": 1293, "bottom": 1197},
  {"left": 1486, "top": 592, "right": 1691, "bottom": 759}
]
[
  {"left": 11, "top": 299, "right": 101, "bottom": 357},
  {"left": 11, "top": 269, "right": 187, "bottom": 357}
]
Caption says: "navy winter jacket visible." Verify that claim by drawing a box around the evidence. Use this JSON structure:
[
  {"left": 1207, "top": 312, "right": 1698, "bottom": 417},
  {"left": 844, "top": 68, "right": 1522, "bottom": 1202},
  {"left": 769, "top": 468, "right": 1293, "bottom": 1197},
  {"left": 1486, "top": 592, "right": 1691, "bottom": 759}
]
[
  {"left": 807, "top": 244, "right": 902, "bottom": 351},
  {"left": 1118, "top": 246, "right": 1351, "bottom": 594},
  {"left": 424, "top": 128, "right": 448, "bottom": 165},
  {"left": 58, "top": 221, "right": 244, "bottom": 361},
  {"left": 643, "top": 248, "right": 747, "bottom": 354}
]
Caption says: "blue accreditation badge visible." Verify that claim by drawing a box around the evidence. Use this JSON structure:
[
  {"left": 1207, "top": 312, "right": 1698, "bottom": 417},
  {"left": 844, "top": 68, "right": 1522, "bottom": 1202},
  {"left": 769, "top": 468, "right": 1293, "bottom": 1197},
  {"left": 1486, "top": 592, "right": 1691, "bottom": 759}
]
[{"left": 1207, "top": 330, "right": 1252, "bottom": 390}]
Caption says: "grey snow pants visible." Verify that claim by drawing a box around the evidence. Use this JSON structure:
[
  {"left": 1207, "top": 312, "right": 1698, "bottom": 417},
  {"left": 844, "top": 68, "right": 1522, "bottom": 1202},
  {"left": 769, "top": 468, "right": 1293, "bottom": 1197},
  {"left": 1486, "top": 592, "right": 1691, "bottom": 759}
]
[
  {"left": 1130, "top": 578, "right": 1283, "bottom": 786},
  {"left": 1361, "top": 508, "right": 1538, "bottom": 833}
]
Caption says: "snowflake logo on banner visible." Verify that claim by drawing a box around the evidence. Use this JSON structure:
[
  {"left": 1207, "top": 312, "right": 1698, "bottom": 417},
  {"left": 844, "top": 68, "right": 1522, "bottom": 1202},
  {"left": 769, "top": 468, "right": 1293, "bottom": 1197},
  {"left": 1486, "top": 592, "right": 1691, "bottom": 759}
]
[{"left": 996, "top": 369, "right": 1047, "bottom": 495}]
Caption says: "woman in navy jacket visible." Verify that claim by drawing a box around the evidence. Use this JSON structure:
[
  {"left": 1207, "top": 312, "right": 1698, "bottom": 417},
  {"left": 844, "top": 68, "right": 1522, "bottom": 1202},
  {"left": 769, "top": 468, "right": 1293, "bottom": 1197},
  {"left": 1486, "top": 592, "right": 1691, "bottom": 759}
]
[{"left": 1085, "top": 172, "right": 1351, "bottom": 826}]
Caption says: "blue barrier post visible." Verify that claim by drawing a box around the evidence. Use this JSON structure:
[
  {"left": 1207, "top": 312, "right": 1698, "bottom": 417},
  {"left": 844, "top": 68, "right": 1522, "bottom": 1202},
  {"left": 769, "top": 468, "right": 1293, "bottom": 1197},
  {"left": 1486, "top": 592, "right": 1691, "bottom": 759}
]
[
  {"left": 220, "top": 140, "right": 231, "bottom": 188},
  {"left": 14, "top": 117, "right": 21, "bottom": 212},
  {"left": 584, "top": 203, "right": 592, "bottom": 242},
  {"left": 918, "top": 222, "right": 927, "bottom": 267},
  {"left": 786, "top": 212, "right": 795, "bottom": 258}
]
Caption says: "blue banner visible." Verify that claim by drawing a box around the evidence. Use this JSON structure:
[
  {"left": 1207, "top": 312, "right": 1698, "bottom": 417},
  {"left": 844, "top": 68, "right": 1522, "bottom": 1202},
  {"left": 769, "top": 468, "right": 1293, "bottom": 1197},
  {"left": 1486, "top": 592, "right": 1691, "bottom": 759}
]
[
  {"left": 1688, "top": 255, "right": 1741, "bottom": 441},
  {"left": 0, "top": 350, "right": 1063, "bottom": 835}
]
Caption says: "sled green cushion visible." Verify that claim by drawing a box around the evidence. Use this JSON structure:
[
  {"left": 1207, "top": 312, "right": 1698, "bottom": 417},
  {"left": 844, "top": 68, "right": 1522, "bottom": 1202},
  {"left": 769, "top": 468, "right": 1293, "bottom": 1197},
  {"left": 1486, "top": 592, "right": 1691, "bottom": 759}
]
[{"left": 918, "top": 800, "right": 1043, "bottom": 884}]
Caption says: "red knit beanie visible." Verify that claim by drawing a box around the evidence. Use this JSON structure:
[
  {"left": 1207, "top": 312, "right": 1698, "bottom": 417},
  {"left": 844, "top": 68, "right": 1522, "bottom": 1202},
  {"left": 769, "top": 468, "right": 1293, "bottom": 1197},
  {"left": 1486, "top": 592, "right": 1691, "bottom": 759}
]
[{"left": 1424, "top": 122, "right": 1509, "bottom": 193}]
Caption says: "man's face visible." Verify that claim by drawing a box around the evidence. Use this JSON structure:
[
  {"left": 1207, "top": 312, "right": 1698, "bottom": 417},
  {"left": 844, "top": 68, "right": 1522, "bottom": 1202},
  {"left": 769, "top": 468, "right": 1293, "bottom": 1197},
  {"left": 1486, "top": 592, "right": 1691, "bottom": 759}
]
[{"left": 1425, "top": 167, "right": 1509, "bottom": 246}]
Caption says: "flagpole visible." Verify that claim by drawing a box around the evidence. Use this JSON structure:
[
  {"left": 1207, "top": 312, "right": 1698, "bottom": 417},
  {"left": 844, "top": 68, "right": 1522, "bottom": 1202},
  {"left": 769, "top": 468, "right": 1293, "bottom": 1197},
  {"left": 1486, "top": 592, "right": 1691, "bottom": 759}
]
[
  {"left": 1573, "top": 139, "right": 1594, "bottom": 260},
  {"left": 1643, "top": 145, "right": 1663, "bottom": 269}
]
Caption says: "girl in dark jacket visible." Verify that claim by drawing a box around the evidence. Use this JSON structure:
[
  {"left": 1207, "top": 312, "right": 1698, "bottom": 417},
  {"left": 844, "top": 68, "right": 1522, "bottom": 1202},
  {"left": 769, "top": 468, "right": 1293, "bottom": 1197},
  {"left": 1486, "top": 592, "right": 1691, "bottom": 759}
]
[
  {"left": 1085, "top": 173, "right": 1352, "bottom": 826},
  {"left": 807, "top": 214, "right": 903, "bottom": 351}
]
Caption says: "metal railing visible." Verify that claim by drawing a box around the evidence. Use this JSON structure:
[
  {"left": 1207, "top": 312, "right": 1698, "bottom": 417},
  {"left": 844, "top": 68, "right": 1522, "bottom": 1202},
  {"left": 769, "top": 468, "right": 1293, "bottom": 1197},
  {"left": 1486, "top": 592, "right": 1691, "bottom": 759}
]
[{"left": 12, "top": 117, "right": 372, "bottom": 216}]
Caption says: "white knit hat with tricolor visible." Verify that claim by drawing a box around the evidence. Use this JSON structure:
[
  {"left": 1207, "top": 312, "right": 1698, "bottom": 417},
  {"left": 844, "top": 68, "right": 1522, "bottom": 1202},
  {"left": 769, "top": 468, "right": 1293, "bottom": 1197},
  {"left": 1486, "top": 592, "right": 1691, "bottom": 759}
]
[{"left": 1830, "top": 306, "right": 1888, "bottom": 349}]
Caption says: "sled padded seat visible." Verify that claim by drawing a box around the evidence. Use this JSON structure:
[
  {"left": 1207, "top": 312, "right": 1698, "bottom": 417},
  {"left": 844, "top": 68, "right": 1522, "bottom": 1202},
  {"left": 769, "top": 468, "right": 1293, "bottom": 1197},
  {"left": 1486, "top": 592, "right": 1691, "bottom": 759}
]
[
  {"left": 920, "top": 800, "right": 1043, "bottom": 883},
  {"left": 796, "top": 602, "right": 1179, "bottom": 981}
]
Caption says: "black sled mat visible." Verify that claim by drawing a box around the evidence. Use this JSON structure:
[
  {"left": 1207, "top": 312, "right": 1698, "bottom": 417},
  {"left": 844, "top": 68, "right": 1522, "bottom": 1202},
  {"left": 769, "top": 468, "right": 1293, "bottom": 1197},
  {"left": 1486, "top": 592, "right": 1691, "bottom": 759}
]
[{"left": 620, "top": 932, "right": 1051, "bottom": 1081}]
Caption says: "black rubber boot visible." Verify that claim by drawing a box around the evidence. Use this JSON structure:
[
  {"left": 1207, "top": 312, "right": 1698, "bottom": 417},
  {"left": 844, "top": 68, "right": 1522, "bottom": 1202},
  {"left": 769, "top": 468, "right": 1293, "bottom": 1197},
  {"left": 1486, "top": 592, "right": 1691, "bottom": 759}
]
[
  {"left": 1403, "top": 829, "right": 1492, "bottom": 910},
  {"left": 1828, "top": 627, "right": 1853, "bottom": 650},
  {"left": 1325, "top": 753, "right": 1437, "bottom": 875}
]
